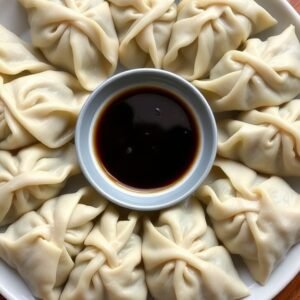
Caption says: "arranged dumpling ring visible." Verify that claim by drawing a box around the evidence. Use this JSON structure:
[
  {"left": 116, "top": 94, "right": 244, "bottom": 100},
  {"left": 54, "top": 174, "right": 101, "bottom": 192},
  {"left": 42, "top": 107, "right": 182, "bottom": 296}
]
[{"left": 0, "top": 1, "right": 299, "bottom": 300}]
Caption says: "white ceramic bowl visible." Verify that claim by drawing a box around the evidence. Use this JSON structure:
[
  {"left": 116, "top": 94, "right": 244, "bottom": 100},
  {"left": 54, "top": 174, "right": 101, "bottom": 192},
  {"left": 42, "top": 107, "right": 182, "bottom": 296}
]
[{"left": 76, "top": 68, "right": 217, "bottom": 210}]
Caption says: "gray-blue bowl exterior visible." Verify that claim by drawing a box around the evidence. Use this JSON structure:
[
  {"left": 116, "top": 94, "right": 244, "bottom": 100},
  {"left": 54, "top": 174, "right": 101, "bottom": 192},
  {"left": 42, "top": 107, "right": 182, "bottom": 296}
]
[{"left": 76, "top": 69, "right": 217, "bottom": 211}]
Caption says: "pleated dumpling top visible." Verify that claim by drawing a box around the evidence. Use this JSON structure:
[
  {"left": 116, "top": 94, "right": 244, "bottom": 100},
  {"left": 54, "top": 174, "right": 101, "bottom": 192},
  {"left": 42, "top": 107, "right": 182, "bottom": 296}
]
[
  {"left": 217, "top": 99, "right": 300, "bottom": 176},
  {"left": 193, "top": 26, "right": 300, "bottom": 112},
  {"left": 0, "top": 188, "right": 107, "bottom": 300},
  {"left": 142, "top": 197, "right": 249, "bottom": 300},
  {"left": 196, "top": 159, "right": 300, "bottom": 284},
  {"left": 163, "top": 0, "right": 277, "bottom": 80},
  {"left": 18, "top": 0, "right": 119, "bottom": 91}
]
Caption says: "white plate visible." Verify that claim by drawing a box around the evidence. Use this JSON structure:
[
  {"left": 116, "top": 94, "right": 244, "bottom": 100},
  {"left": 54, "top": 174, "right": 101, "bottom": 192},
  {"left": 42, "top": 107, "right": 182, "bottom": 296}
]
[{"left": 0, "top": 1, "right": 299, "bottom": 300}]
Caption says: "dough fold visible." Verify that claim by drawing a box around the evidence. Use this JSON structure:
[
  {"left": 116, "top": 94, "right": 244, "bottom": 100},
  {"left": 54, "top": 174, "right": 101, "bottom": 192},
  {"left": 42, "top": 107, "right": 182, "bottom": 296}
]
[
  {"left": 61, "top": 206, "right": 147, "bottom": 300},
  {"left": 193, "top": 26, "right": 300, "bottom": 111},
  {"left": 218, "top": 99, "right": 300, "bottom": 176},
  {"left": 163, "top": 0, "right": 276, "bottom": 80},
  {"left": 19, "top": 0, "right": 119, "bottom": 91},
  {"left": 0, "top": 187, "right": 107, "bottom": 300},
  {"left": 0, "top": 70, "right": 88, "bottom": 150},
  {"left": 0, "top": 143, "right": 79, "bottom": 225},
  {"left": 109, "top": 0, "right": 177, "bottom": 68},
  {"left": 143, "top": 197, "right": 249, "bottom": 300},
  {"left": 196, "top": 159, "right": 300, "bottom": 284}
]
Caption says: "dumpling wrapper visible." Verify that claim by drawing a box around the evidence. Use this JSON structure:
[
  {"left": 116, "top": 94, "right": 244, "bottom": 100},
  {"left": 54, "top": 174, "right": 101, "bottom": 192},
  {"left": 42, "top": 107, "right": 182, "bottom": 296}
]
[
  {"left": 143, "top": 197, "right": 249, "bottom": 300},
  {"left": 0, "top": 70, "right": 88, "bottom": 150},
  {"left": 0, "top": 143, "right": 79, "bottom": 225},
  {"left": 0, "top": 25, "right": 51, "bottom": 84},
  {"left": 109, "top": 0, "right": 177, "bottom": 68},
  {"left": 163, "top": 0, "right": 277, "bottom": 80},
  {"left": 0, "top": 187, "right": 107, "bottom": 300},
  {"left": 61, "top": 206, "right": 147, "bottom": 300},
  {"left": 18, "top": 0, "right": 119, "bottom": 91},
  {"left": 193, "top": 25, "right": 300, "bottom": 112},
  {"left": 218, "top": 99, "right": 300, "bottom": 176},
  {"left": 196, "top": 159, "right": 300, "bottom": 284}
]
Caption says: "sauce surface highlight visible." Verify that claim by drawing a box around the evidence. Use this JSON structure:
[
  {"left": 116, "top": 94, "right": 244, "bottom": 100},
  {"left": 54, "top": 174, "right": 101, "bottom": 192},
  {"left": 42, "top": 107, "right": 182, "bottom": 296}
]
[{"left": 93, "top": 86, "right": 200, "bottom": 189}]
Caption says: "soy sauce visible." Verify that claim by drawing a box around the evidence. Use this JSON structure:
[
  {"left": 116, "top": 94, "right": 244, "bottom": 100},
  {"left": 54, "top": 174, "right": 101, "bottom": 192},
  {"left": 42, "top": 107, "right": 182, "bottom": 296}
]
[{"left": 93, "top": 86, "right": 200, "bottom": 189}]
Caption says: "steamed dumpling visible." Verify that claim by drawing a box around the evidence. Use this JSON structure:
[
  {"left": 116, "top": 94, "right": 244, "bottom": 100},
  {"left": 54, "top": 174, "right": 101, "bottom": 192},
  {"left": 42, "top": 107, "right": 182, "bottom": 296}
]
[
  {"left": 61, "top": 206, "right": 147, "bottom": 300},
  {"left": 18, "top": 0, "right": 119, "bottom": 91},
  {"left": 163, "top": 0, "right": 277, "bottom": 80},
  {"left": 0, "top": 70, "right": 88, "bottom": 149},
  {"left": 193, "top": 26, "right": 300, "bottom": 112},
  {"left": 0, "top": 25, "right": 51, "bottom": 84},
  {"left": 196, "top": 159, "right": 300, "bottom": 284},
  {"left": 0, "top": 187, "right": 107, "bottom": 300},
  {"left": 109, "top": 0, "right": 177, "bottom": 68},
  {"left": 218, "top": 99, "right": 300, "bottom": 176},
  {"left": 0, "top": 143, "right": 79, "bottom": 225},
  {"left": 142, "top": 197, "right": 249, "bottom": 300}
]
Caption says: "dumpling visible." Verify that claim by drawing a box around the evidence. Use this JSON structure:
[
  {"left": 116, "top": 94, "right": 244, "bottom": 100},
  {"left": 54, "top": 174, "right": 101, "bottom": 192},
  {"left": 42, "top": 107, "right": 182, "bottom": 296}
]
[
  {"left": 18, "top": 0, "right": 119, "bottom": 91},
  {"left": 142, "top": 197, "right": 249, "bottom": 300},
  {"left": 0, "top": 70, "right": 88, "bottom": 149},
  {"left": 193, "top": 26, "right": 300, "bottom": 112},
  {"left": 61, "top": 206, "right": 147, "bottom": 300},
  {"left": 109, "top": 0, "right": 177, "bottom": 68},
  {"left": 217, "top": 99, "right": 300, "bottom": 176},
  {"left": 163, "top": 0, "right": 277, "bottom": 80},
  {"left": 196, "top": 159, "right": 300, "bottom": 284},
  {"left": 0, "top": 187, "right": 107, "bottom": 300},
  {"left": 0, "top": 143, "right": 79, "bottom": 225},
  {"left": 0, "top": 25, "right": 51, "bottom": 83}
]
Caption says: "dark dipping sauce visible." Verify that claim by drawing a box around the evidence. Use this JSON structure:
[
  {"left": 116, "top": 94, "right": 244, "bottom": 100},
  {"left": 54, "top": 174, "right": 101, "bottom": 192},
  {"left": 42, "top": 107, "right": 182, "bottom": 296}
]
[{"left": 93, "top": 86, "right": 200, "bottom": 190}]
